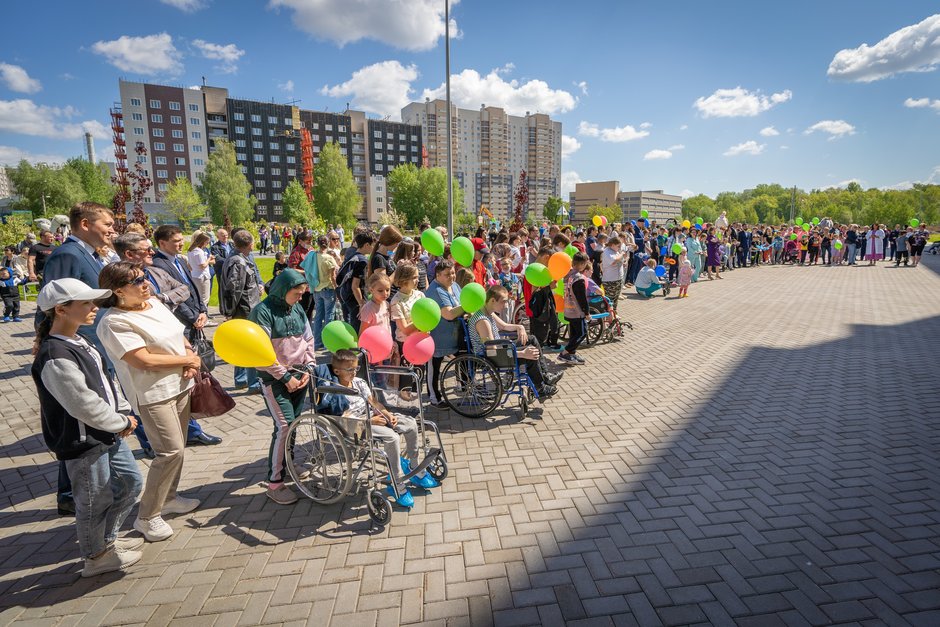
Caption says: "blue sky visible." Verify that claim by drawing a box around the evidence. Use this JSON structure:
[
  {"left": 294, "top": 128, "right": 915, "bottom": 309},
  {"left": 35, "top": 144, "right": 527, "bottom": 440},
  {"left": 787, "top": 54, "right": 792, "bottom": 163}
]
[{"left": 1, "top": 0, "right": 938, "bottom": 199}]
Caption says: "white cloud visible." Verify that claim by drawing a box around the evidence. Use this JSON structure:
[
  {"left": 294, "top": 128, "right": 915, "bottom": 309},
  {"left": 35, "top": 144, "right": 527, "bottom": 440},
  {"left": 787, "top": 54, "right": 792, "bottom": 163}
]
[
  {"left": 322, "top": 60, "right": 418, "bottom": 118},
  {"left": 193, "top": 40, "right": 245, "bottom": 74},
  {"left": 0, "top": 99, "right": 110, "bottom": 141},
  {"left": 780, "top": 145, "right": 789, "bottom": 150},
  {"left": 278, "top": 80, "right": 295, "bottom": 93},
  {"left": 0, "top": 63, "right": 41, "bottom": 94},
  {"left": 679, "top": 124, "right": 688, "bottom": 130},
  {"left": 667, "top": 144, "right": 685, "bottom": 151},
  {"left": 804, "top": 119, "right": 856, "bottom": 140},
  {"left": 91, "top": 33, "right": 182, "bottom": 76},
  {"left": 639, "top": 121, "right": 652, "bottom": 129},
  {"left": 832, "top": 178, "right": 864, "bottom": 189},
  {"left": 759, "top": 126, "right": 780, "bottom": 136},
  {"left": 643, "top": 149, "right": 673, "bottom": 161},
  {"left": 578, "top": 120, "right": 649, "bottom": 143},
  {"left": 904, "top": 97, "right": 940, "bottom": 113},
  {"left": 270, "top": 0, "right": 459, "bottom": 51},
  {"left": 561, "top": 135, "right": 580, "bottom": 158},
  {"left": 159, "top": 0, "right": 207, "bottom": 10},
  {"left": 561, "top": 171, "right": 585, "bottom": 198},
  {"left": 723, "top": 140, "right": 765, "bottom": 157},
  {"left": 422, "top": 67, "right": 576, "bottom": 116},
  {"left": 574, "top": 81, "right": 588, "bottom": 96},
  {"left": 694, "top": 86, "right": 792, "bottom": 118},
  {"left": 679, "top": 189, "right": 695, "bottom": 199},
  {"left": 0, "top": 145, "right": 68, "bottom": 166},
  {"left": 827, "top": 14, "right": 940, "bottom": 82}
]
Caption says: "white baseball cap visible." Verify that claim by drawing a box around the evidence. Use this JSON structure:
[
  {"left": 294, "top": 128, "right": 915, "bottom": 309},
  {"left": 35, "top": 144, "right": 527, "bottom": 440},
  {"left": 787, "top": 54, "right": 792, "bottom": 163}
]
[{"left": 37, "top": 278, "right": 111, "bottom": 312}]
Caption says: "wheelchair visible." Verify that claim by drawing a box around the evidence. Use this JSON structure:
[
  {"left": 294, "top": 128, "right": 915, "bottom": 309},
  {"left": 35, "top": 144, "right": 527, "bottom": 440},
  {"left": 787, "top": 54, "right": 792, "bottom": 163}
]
[
  {"left": 583, "top": 294, "right": 632, "bottom": 347},
  {"left": 438, "top": 318, "right": 541, "bottom": 419},
  {"left": 283, "top": 354, "right": 448, "bottom": 526}
]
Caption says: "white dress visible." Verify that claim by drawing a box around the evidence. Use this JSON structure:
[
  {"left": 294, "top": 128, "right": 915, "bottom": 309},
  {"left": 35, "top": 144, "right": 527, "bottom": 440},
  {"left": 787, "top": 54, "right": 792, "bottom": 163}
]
[{"left": 865, "top": 229, "right": 885, "bottom": 260}]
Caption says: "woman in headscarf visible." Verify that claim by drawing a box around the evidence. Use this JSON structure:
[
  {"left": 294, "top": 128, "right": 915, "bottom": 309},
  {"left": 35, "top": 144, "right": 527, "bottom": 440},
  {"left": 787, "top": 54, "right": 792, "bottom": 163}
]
[{"left": 249, "top": 269, "right": 318, "bottom": 506}]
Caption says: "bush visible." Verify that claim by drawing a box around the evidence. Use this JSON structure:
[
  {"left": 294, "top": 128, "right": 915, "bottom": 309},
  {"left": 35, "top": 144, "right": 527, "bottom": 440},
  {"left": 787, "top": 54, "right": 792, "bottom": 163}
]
[{"left": 0, "top": 215, "right": 33, "bottom": 247}]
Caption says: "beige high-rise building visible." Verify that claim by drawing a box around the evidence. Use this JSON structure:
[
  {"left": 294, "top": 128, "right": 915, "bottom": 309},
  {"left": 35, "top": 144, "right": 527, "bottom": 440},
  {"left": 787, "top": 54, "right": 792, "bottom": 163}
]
[
  {"left": 0, "top": 167, "right": 13, "bottom": 199},
  {"left": 569, "top": 181, "right": 682, "bottom": 224},
  {"left": 402, "top": 99, "right": 562, "bottom": 222}
]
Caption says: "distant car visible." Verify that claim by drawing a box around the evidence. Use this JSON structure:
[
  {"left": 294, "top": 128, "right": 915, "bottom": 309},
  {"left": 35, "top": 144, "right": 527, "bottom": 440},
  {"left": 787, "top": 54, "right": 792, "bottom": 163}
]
[{"left": 927, "top": 241, "right": 940, "bottom": 255}]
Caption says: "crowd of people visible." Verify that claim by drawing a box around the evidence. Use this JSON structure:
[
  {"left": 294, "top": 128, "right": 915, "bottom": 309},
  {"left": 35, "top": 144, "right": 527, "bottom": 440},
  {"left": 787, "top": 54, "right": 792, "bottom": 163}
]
[{"left": 10, "top": 200, "right": 933, "bottom": 577}]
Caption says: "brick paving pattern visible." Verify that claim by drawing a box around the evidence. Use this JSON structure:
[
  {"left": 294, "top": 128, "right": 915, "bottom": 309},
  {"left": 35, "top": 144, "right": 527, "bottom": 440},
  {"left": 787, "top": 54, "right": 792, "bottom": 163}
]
[{"left": 1, "top": 256, "right": 939, "bottom": 626}]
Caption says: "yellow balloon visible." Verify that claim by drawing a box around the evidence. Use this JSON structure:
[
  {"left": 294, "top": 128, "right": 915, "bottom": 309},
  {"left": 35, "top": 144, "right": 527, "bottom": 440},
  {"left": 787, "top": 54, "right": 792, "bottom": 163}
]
[
  {"left": 592, "top": 215, "right": 603, "bottom": 227},
  {"left": 213, "top": 319, "right": 277, "bottom": 368},
  {"left": 682, "top": 219, "right": 691, "bottom": 228}
]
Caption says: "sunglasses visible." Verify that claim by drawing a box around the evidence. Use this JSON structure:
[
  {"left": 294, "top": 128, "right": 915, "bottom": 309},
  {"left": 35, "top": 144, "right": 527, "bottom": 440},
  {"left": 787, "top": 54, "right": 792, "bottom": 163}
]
[{"left": 129, "top": 275, "right": 148, "bottom": 286}]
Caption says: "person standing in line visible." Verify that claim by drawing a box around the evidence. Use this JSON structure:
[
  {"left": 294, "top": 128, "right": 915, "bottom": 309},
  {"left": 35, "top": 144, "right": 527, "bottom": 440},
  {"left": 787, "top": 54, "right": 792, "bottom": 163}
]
[
  {"left": 258, "top": 224, "right": 270, "bottom": 255},
  {"left": 210, "top": 228, "right": 233, "bottom": 316},
  {"left": 186, "top": 231, "right": 213, "bottom": 308},
  {"left": 844, "top": 225, "right": 859, "bottom": 265},
  {"left": 32, "top": 278, "right": 144, "bottom": 577},
  {"left": 28, "top": 229, "right": 57, "bottom": 283},
  {"left": 425, "top": 260, "right": 465, "bottom": 408},
  {"left": 221, "top": 230, "right": 262, "bottom": 393},
  {"left": 910, "top": 224, "right": 929, "bottom": 267},
  {"left": 97, "top": 262, "right": 202, "bottom": 543},
  {"left": 865, "top": 223, "right": 885, "bottom": 266},
  {"left": 895, "top": 227, "right": 911, "bottom": 267},
  {"left": 311, "top": 235, "right": 338, "bottom": 350}
]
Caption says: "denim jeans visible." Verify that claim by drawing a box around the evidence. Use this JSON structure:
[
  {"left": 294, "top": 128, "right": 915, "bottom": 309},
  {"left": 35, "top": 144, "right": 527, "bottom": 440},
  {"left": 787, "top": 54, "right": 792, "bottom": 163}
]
[
  {"left": 312, "top": 288, "right": 336, "bottom": 350},
  {"left": 235, "top": 366, "right": 258, "bottom": 388},
  {"left": 846, "top": 243, "right": 857, "bottom": 264},
  {"left": 64, "top": 440, "right": 143, "bottom": 559}
]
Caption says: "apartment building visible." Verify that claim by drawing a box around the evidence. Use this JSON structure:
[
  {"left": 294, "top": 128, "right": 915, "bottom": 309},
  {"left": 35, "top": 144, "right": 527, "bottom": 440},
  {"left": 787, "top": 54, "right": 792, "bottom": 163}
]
[
  {"left": 402, "top": 99, "right": 562, "bottom": 222},
  {"left": 0, "top": 167, "right": 13, "bottom": 199},
  {"left": 569, "top": 181, "right": 682, "bottom": 224}
]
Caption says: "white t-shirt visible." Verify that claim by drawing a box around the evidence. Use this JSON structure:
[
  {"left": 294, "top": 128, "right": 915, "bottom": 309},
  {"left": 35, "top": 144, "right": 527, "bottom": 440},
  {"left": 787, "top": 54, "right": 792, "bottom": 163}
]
[
  {"left": 389, "top": 289, "right": 424, "bottom": 342},
  {"left": 345, "top": 377, "right": 373, "bottom": 419},
  {"left": 98, "top": 298, "right": 194, "bottom": 411},
  {"left": 187, "top": 248, "right": 211, "bottom": 280},
  {"left": 601, "top": 248, "right": 624, "bottom": 282}
]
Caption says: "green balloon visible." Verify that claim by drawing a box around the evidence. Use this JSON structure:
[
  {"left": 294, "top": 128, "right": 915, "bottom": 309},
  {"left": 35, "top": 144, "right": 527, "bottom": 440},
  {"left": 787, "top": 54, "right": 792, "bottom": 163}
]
[
  {"left": 695, "top": 216, "right": 704, "bottom": 225},
  {"left": 564, "top": 244, "right": 579, "bottom": 258},
  {"left": 452, "top": 236, "right": 474, "bottom": 267},
  {"left": 411, "top": 297, "right": 441, "bottom": 332},
  {"left": 671, "top": 243, "right": 683, "bottom": 254},
  {"left": 460, "top": 282, "right": 486, "bottom": 314},
  {"left": 910, "top": 218, "right": 920, "bottom": 227},
  {"left": 322, "top": 320, "right": 358, "bottom": 354},
  {"left": 640, "top": 209, "right": 649, "bottom": 219},
  {"left": 554, "top": 280, "right": 565, "bottom": 295},
  {"left": 795, "top": 217, "right": 803, "bottom": 226},
  {"left": 790, "top": 233, "right": 797, "bottom": 240},
  {"left": 812, "top": 217, "right": 820, "bottom": 225},
  {"left": 524, "top": 262, "right": 552, "bottom": 287},
  {"left": 833, "top": 240, "right": 843, "bottom": 249},
  {"left": 557, "top": 312, "right": 568, "bottom": 325},
  {"left": 421, "top": 228, "right": 445, "bottom": 257}
]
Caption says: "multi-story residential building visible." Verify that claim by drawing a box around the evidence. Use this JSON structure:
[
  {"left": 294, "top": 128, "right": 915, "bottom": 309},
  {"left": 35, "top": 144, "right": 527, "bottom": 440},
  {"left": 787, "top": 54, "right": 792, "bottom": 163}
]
[
  {"left": 117, "top": 80, "right": 211, "bottom": 204},
  {"left": 0, "top": 167, "right": 13, "bottom": 199},
  {"left": 568, "top": 181, "right": 682, "bottom": 224},
  {"left": 401, "top": 99, "right": 562, "bottom": 222}
]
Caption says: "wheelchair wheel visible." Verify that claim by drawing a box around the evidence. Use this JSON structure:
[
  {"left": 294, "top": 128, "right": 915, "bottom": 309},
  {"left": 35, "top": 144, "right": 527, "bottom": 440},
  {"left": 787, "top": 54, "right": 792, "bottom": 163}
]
[
  {"left": 512, "top": 304, "right": 529, "bottom": 331},
  {"left": 286, "top": 415, "right": 353, "bottom": 504},
  {"left": 583, "top": 307, "right": 604, "bottom": 347},
  {"left": 427, "top": 455, "right": 448, "bottom": 482},
  {"left": 367, "top": 489, "right": 392, "bottom": 526},
  {"left": 440, "top": 354, "right": 502, "bottom": 418}
]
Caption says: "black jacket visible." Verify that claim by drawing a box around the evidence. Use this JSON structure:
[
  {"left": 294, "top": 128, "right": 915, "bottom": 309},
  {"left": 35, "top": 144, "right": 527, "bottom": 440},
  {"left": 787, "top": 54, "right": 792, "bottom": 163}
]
[{"left": 152, "top": 250, "right": 206, "bottom": 328}]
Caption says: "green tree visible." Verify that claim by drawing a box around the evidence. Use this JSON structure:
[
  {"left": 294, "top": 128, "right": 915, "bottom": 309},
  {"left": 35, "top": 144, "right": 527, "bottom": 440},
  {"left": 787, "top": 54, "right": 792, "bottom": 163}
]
[
  {"left": 386, "top": 163, "right": 465, "bottom": 228},
  {"left": 386, "top": 163, "right": 421, "bottom": 224},
  {"left": 313, "top": 142, "right": 360, "bottom": 230},
  {"left": 0, "top": 215, "right": 32, "bottom": 248},
  {"left": 282, "top": 179, "right": 314, "bottom": 226},
  {"left": 543, "top": 196, "right": 565, "bottom": 223},
  {"left": 8, "top": 160, "right": 83, "bottom": 217},
  {"left": 586, "top": 204, "right": 622, "bottom": 226},
  {"left": 681, "top": 194, "right": 717, "bottom": 223},
  {"left": 162, "top": 177, "right": 206, "bottom": 228},
  {"left": 199, "top": 138, "right": 256, "bottom": 229},
  {"left": 63, "top": 158, "right": 115, "bottom": 206}
]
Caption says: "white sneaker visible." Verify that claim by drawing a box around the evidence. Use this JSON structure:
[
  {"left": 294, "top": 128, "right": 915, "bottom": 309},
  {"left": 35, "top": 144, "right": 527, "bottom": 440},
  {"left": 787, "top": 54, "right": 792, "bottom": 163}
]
[
  {"left": 82, "top": 547, "right": 142, "bottom": 577},
  {"left": 114, "top": 536, "right": 145, "bottom": 551},
  {"left": 134, "top": 516, "right": 174, "bottom": 542},
  {"left": 162, "top": 496, "right": 200, "bottom": 515}
]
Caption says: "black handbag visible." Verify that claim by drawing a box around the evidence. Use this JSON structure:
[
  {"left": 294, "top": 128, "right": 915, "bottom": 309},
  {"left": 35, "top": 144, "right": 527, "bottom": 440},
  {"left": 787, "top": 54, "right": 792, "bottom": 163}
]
[{"left": 190, "top": 328, "right": 216, "bottom": 372}]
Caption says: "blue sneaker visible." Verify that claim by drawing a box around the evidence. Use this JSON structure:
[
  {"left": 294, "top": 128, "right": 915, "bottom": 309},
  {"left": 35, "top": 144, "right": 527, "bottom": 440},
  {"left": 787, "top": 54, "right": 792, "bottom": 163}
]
[
  {"left": 387, "top": 484, "right": 414, "bottom": 508},
  {"left": 12, "top": 317, "right": 22, "bottom": 322},
  {"left": 411, "top": 473, "right": 439, "bottom": 489},
  {"left": 1, "top": 317, "right": 9, "bottom": 323}
]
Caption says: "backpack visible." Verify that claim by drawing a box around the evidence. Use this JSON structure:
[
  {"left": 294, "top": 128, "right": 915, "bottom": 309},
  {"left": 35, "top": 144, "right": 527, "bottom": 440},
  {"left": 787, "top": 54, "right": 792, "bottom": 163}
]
[
  {"left": 336, "top": 252, "right": 365, "bottom": 302},
  {"left": 300, "top": 250, "right": 320, "bottom": 291}
]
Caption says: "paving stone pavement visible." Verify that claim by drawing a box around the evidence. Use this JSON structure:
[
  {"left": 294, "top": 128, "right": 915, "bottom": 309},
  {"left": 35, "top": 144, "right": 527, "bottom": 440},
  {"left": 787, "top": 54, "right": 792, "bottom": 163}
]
[{"left": 1, "top": 256, "right": 939, "bottom": 626}]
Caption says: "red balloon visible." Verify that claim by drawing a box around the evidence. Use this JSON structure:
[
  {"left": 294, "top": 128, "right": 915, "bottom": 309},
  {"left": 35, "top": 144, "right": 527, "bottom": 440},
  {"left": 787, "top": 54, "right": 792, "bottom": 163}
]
[
  {"left": 403, "top": 332, "right": 435, "bottom": 366},
  {"left": 358, "top": 326, "right": 393, "bottom": 364}
]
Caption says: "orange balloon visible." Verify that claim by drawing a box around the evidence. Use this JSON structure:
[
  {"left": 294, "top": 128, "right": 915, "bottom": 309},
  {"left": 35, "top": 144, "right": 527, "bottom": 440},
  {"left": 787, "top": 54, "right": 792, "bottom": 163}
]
[
  {"left": 548, "top": 251, "right": 572, "bottom": 280},
  {"left": 553, "top": 292, "right": 565, "bottom": 311}
]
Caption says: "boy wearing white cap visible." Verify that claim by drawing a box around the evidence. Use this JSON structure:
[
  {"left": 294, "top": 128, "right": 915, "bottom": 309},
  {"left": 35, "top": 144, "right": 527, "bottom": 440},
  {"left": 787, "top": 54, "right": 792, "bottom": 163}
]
[{"left": 31, "top": 279, "right": 144, "bottom": 577}]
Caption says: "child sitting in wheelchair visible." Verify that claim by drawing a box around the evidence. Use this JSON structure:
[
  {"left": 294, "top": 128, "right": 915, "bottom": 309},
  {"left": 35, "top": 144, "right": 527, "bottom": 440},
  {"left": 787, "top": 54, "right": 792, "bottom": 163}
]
[{"left": 315, "top": 349, "right": 438, "bottom": 509}]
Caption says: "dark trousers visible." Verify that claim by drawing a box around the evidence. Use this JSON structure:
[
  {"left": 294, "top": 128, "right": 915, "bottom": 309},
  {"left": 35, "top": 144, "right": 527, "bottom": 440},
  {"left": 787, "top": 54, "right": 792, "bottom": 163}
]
[
  {"left": 530, "top": 316, "right": 559, "bottom": 347},
  {"left": 668, "top": 254, "right": 679, "bottom": 282},
  {"left": 737, "top": 246, "right": 748, "bottom": 267},
  {"left": 808, "top": 248, "right": 819, "bottom": 264},
  {"left": 888, "top": 243, "right": 896, "bottom": 260},
  {"left": 821, "top": 246, "right": 830, "bottom": 265},
  {"left": 426, "top": 355, "right": 446, "bottom": 404},
  {"left": 896, "top": 251, "right": 909, "bottom": 265},
  {"left": 341, "top": 299, "right": 361, "bottom": 334},
  {"left": 565, "top": 317, "right": 587, "bottom": 354},
  {"left": 2, "top": 293, "right": 19, "bottom": 318},
  {"left": 518, "top": 338, "right": 547, "bottom": 391}
]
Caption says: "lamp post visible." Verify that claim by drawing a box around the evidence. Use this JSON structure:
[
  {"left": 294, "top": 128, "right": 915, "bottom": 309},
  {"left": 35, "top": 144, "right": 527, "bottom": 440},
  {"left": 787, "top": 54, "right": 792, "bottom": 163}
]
[{"left": 445, "top": 0, "right": 454, "bottom": 237}]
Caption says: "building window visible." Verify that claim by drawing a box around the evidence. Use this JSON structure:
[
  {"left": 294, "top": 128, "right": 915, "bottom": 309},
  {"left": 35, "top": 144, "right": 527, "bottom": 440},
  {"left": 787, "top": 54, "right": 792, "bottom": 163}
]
[
  {"left": 253, "top": 154, "right": 263, "bottom": 161},
  {"left": 386, "top": 132, "right": 393, "bottom": 139},
  {"left": 285, "top": 143, "right": 294, "bottom": 151},
  {"left": 235, "top": 139, "right": 246, "bottom": 148},
  {"left": 256, "top": 192, "right": 267, "bottom": 200},
  {"left": 325, "top": 124, "right": 333, "bottom": 131},
  {"left": 284, "top": 118, "right": 292, "bottom": 126},
  {"left": 130, "top": 98, "right": 141, "bottom": 107},
  {"left": 170, "top": 115, "right": 182, "bottom": 125},
  {"left": 338, "top": 136, "right": 347, "bottom": 144},
  {"left": 251, "top": 114, "right": 261, "bottom": 123},
  {"left": 273, "top": 193, "right": 283, "bottom": 201},
  {"left": 273, "top": 205, "right": 283, "bottom": 215},
  {"left": 311, "top": 123, "right": 319, "bottom": 130},
  {"left": 286, "top": 155, "right": 296, "bottom": 164},
  {"left": 271, "top": 168, "right": 281, "bottom": 176},
  {"left": 169, "top": 101, "right": 181, "bottom": 110},
  {"left": 131, "top": 112, "right": 143, "bottom": 121},
  {"left": 269, "top": 142, "right": 279, "bottom": 150},
  {"left": 176, "top": 171, "right": 187, "bottom": 179},
  {"left": 312, "top": 135, "right": 319, "bottom": 142},
  {"left": 272, "top": 180, "right": 282, "bottom": 188},
  {"left": 194, "top": 158, "right": 204, "bottom": 166},
  {"left": 189, "top": 103, "right": 199, "bottom": 112},
  {"left": 237, "top": 153, "right": 247, "bottom": 160},
  {"left": 251, "top": 127, "right": 262, "bottom": 136},
  {"left": 173, "top": 143, "right": 184, "bottom": 152},
  {"left": 235, "top": 126, "right": 245, "bottom": 134},
  {"left": 268, "top": 116, "right": 277, "bottom": 124},
  {"left": 234, "top": 112, "right": 244, "bottom": 121},
  {"left": 252, "top": 141, "right": 263, "bottom": 149},
  {"left": 270, "top": 155, "right": 280, "bottom": 163},
  {"left": 374, "top": 142, "right": 383, "bottom": 149},
  {"left": 192, "top": 145, "right": 203, "bottom": 152},
  {"left": 155, "top": 156, "right": 167, "bottom": 164},
  {"left": 191, "top": 131, "right": 202, "bottom": 139},
  {"left": 287, "top": 168, "right": 296, "bottom": 176},
  {"left": 154, "top": 142, "right": 166, "bottom": 150},
  {"left": 374, "top": 153, "right": 383, "bottom": 161},
  {"left": 376, "top": 197, "right": 384, "bottom": 203},
  {"left": 136, "top": 155, "right": 148, "bottom": 164},
  {"left": 376, "top": 164, "right": 384, "bottom": 171},
  {"left": 254, "top": 166, "right": 265, "bottom": 174},
  {"left": 156, "top": 169, "right": 168, "bottom": 178},
  {"left": 133, "top": 127, "right": 144, "bottom": 135},
  {"left": 255, "top": 179, "right": 266, "bottom": 186},
  {"left": 151, "top": 114, "right": 163, "bottom": 123},
  {"left": 152, "top": 128, "right": 164, "bottom": 137},
  {"left": 172, "top": 129, "right": 183, "bottom": 138},
  {"left": 189, "top": 117, "right": 200, "bottom": 126},
  {"left": 149, "top": 99, "right": 161, "bottom": 108},
  {"left": 268, "top": 128, "right": 276, "bottom": 137},
  {"left": 175, "top": 157, "right": 186, "bottom": 165},
  {"left": 240, "top": 165, "right": 247, "bottom": 173},
  {"left": 158, "top": 183, "right": 167, "bottom": 192},
  {"left": 411, "top": 135, "right": 418, "bottom": 142},
  {"left": 374, "top": 130, "right": 382, "bottom": 138}
]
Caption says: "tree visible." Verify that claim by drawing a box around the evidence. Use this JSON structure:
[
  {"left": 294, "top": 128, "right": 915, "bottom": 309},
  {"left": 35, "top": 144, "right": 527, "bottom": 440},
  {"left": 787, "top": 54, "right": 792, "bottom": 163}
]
[
  {"left": 587, "top": 204, "right": 622, "bottom": 226},
  {"left": 312, "top": 142, "right": 360, "bottom": 230},
  {"left": 200, "top": 138, "right": 256, "bottom": 229},
  {"left": 127, "top": 142, "right": 153, "bottom": 232},
  {"left": 681, "top": 194, "right": 717, "bottom": 223},
  {"left": 63, "top": 158, "right": 115, "bottom": 207},
  {"left": 0, "top": 215, "right": 32, "bottom": 248},
  {"left": 162, "top": 177, "right": 206, "bottom": 228},
  {"left": 8, "top": 160, "right": 83, "bottom": 217},
  {"left": 512, "top": 169, "right": 528, "bottom": 231},
  {"left": 283, "top": 179, "right": 314, "bottom": 226},
  {"left": 543, "top": 196, "right": 565, "bottom": 223},
  {"left": 386, "top": 163, "right": 464, "bottom": 228}
]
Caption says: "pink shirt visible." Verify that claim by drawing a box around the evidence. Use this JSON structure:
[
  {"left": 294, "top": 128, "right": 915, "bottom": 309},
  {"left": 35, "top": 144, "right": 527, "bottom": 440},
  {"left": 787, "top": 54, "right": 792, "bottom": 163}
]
[{"left": 359, "top": 299, "right": 390, "bottom": 334}]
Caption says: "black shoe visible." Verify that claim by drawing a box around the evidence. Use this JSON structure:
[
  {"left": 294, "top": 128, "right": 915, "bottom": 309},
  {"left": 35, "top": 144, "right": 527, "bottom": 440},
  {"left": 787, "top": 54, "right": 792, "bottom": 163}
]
[
  {"left": 545, "top": 372, "right": 564, "bottom": 385},
  {"left": 142, "top": 446, "right": 157, "bottom": 459},
  {"left": 538, "top": 385, "right": 558, "bottom": 399},
  {"left": 187, "top": 433, "right": 223, "bottom": 446},
  {"left": 57, "top": 501, "right": 76, "bottom": 516}
]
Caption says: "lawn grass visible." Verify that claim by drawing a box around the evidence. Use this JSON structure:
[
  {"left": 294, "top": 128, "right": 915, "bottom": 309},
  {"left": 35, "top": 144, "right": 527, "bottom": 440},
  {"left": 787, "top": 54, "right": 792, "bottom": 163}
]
[{"left": 208, "top": 256, "right": 275, "bottom": 307}]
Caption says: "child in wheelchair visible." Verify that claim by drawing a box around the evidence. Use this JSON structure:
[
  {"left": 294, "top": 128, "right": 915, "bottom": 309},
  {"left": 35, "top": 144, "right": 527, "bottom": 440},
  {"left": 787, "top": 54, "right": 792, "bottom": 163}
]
[{"left": 316, "top": 349, "right": 439, "bottom": 509}]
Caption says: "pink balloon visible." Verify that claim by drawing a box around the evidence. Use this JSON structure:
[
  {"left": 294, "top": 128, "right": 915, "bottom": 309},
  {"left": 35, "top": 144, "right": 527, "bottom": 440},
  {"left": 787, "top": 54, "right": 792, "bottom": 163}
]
[
  {"left": 358, "top": 326, "right": 393, "bottom": 364},
  {"left": 403, "top": 332, "right": 435, "bottom": 366}
]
